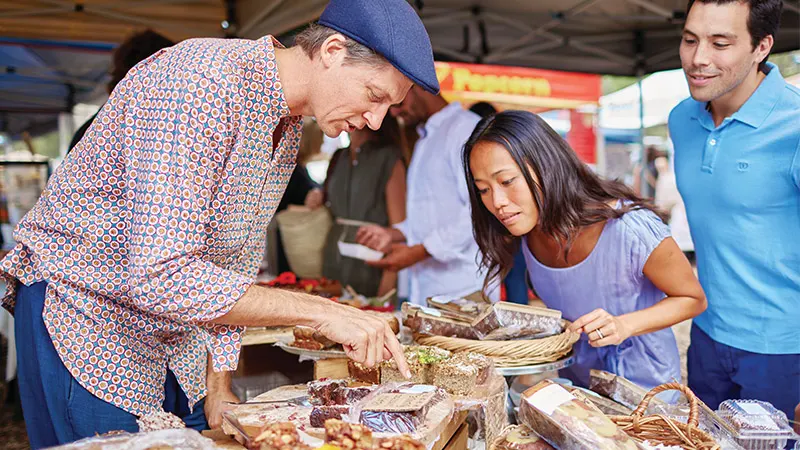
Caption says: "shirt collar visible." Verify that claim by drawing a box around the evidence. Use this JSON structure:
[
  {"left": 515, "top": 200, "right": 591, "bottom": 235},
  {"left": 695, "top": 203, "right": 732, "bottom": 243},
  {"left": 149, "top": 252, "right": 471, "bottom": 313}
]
[
  {"left": 689, "top": 62, "right": 785, "bottom": 129},
  {"left": 422, "top": 102, "right": 464, "bottom": 134},
  {"left": 257, "top": 35, "right": 292, "bottom": 119}
]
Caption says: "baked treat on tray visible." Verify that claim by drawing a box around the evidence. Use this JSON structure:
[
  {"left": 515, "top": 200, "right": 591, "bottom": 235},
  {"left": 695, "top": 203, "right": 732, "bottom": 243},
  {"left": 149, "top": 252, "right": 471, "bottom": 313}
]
[
  {"left": 374, "top": 434, "right": 426, "bottom": 450},
  {"left": 491, "top": 425, "right": 555, "bottom": 450},
  {"left": 253, "top": 422, "right": 311, "bottom": 450},
  {"left": 311, "top": 405, "right": 352, "bottom": 428},
  {"left": 325, "top": 419, "right": 374, "bottom": 450},
  {"left": 430, "top": 356, "right": 479, "bottom": 397}
]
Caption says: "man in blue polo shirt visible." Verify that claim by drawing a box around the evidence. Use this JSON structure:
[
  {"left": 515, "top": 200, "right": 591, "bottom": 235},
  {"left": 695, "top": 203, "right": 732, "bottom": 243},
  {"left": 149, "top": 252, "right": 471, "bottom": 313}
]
[{"left": 669, "top": 0, "right": 800, "bottom": 420}]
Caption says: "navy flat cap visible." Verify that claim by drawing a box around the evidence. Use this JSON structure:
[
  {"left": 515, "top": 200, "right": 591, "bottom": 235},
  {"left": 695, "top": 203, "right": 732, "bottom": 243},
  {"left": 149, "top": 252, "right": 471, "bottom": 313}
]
[{"left": 319, "top": 0, "right": 439, "bottom": 94}]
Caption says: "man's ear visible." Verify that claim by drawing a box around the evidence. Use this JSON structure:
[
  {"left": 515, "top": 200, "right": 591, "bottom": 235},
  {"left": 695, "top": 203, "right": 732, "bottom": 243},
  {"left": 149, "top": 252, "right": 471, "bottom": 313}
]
[
  {"left": 754, "top": 34, "right": 774, "bottom": 66},
  {"left": 318, "top": 33, "right": 348, "bottom": 69}
]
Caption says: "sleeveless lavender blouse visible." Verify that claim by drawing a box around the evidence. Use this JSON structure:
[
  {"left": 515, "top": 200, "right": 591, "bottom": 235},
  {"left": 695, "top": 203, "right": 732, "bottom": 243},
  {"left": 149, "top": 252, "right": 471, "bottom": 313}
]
[{"left": 523, "top": 207, "right": 681, "bottom": 389}]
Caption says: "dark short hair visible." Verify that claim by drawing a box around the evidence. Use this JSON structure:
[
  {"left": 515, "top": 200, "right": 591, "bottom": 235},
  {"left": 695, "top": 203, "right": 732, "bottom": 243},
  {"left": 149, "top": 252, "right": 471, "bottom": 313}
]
[
  {"left": 686, "top": 0, "right": 783, "bottom": 72},
  {"left": 462, "top": 111, "right": 667, "bottom": 290},
  {"left": 469, "top": 102, "right": 498, "bottom": 119},
  {"left": 111, "top": 30, "right": 174, "bottom": 92}
]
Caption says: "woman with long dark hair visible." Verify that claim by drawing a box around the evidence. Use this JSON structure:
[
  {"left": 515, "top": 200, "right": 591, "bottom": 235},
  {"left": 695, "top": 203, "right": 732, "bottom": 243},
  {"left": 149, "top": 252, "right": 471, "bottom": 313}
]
[{"left": 463, "top": 110, "right": 706, "bottom": 389}]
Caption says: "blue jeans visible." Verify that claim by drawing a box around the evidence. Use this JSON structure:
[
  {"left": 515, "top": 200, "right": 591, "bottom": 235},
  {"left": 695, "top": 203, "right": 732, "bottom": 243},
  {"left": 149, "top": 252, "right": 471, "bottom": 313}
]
[
  {"left": 688, "top": 323, "right": 800, "bottom": 422},
  {"left": 15, "top": 281, "right": 208, "bottom": 449},
  {"left": 504, "top": 248, "right": 528, "bottom": 304}
]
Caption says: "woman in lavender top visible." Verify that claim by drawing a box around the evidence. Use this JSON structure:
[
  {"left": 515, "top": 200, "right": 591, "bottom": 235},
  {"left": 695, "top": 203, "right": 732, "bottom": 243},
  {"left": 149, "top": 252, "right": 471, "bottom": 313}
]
[{"left": 462, "top": 110, "right": 706, "bottom": 389}]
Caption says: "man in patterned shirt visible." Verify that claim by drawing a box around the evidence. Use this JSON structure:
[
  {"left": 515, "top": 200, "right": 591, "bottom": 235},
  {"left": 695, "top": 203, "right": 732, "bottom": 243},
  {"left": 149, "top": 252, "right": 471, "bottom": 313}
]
[{"left": 0, "top": 0, "right": 438, "bottom": 447}]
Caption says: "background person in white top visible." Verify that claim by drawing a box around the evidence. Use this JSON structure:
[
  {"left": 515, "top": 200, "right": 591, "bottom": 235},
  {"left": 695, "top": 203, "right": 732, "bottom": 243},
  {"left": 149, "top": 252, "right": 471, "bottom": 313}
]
[{"left": 356, "top": 86, "right": 496, "bottom": 304}]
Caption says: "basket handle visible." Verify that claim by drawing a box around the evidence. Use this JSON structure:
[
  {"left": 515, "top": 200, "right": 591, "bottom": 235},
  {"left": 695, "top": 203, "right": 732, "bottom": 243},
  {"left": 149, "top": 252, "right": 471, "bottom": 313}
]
[{"left": 632, "top": 382, "right": 700, "bottom": 427}]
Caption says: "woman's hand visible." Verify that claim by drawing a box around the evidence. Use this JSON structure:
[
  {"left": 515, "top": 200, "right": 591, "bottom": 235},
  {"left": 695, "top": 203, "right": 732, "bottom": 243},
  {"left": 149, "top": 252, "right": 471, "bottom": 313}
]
[
  {"left": 304, "top": 188, "right": 324, "bottom": 209},
  {"left": 569, "top": 308, "right": 632, "bottom": 347}
]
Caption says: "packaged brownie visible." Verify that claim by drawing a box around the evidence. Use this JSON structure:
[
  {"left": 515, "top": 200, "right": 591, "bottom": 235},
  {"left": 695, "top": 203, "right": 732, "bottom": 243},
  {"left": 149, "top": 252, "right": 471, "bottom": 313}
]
[
  {"left": 347, "top": 383, "right": 455, "bottom": 447},
  {"left": 473, "top": 303, "right": 562, "bottom": 340},
  {"left": 452, "top": 352, "right": 494, "bottom": 385},
  {"left": 490, "top": 425, "right": 555, "bottom": 450},
  {"left": 519, "top": 380, "right": 639, "bottom": 450},
  {"left": 401, "top": 303, "right": 480, "bottom": 339},
  {"left": 310, "top": 405, "right": 351, "bottom": 428}
]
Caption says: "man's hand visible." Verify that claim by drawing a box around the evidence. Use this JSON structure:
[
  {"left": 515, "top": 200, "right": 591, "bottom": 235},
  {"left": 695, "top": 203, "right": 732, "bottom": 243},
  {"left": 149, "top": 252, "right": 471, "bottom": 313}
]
[
  {"left": 568, "top": 308, "right": 632, "bottom": 347},
  {"left": 204, "top": 366, "right": 238, "bottom": 429},
  {"left": 314, "top": 302, "right": 411, "bottom": 378},
  {"left": 356, "top": 225, "right": 393, "bottom": 254},
  {"left": 367, "top": 244, "right": 429, "bottom": 272},
  {"left": 304, "top": 188, "right": 324, "bottom": 209}
]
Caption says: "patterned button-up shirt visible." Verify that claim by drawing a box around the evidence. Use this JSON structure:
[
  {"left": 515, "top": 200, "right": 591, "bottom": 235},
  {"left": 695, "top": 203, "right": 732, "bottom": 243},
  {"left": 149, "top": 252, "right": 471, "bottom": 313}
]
[{"left": 0, "top": 36, "right": 302, "bottom": 416}]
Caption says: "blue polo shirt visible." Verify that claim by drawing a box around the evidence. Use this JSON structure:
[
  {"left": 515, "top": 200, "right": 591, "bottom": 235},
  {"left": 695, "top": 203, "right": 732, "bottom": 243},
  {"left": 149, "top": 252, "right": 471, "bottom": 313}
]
[{"left": 669, "top": 63, "right": 800, "bottom": 355}]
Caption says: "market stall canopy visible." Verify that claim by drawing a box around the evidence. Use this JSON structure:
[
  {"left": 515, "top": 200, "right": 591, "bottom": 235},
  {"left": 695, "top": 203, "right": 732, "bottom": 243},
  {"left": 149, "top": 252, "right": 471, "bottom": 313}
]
[
  {"left": 2, "top": 0, "right": 797, "bottom": 76},
  {"left": 235, "top": 0, "right": 799, "bottom": 76},
  {"left": 0, "top": 38, "right": 112, "bottom": 135}
]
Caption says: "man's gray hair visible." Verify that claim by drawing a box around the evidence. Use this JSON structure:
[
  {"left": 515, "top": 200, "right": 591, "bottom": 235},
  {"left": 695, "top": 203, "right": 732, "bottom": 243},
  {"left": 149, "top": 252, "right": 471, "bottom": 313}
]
[{"left": 294, "top": 23, "right": 388, "bottom": 67}]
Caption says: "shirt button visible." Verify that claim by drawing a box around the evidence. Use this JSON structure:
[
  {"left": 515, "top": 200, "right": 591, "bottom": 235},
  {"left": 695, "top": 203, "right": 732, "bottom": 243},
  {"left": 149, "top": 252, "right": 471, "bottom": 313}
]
[{"left": 709, "top": 139, "right": 717, "bottom": 145}]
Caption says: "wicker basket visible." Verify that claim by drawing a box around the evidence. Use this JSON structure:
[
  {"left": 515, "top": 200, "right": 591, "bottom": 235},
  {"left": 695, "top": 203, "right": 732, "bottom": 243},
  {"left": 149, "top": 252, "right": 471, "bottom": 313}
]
[
  {"left": 610, "top": 382, "right": 720, "bottom": 450},
  {"left": 415, "top": 323, "right": 579, "bottom": 367},
  {"left": 275, "top": 207, "right": 332, "bottom": 279}
]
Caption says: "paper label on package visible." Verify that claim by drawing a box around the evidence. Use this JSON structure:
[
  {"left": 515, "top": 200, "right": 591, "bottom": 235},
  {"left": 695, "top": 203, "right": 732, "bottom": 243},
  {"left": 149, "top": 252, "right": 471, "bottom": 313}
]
[
  {"left": 400, "top": 385, "right": 437, "bottom": 395},
  {"left": 429, "top": 296, "right": 454, "bottom": 305},
  {"left": 738, "top": 402, "right": 770, "bottom": 416},
  {"left": 524, "top": 383, "right": 576, "bottom": 415},
  {"left": 363, "top": 392, "right": 435, "bottom": 412},
  {"left": 419, "top": 306, "right": 442, "bottom": 317}
]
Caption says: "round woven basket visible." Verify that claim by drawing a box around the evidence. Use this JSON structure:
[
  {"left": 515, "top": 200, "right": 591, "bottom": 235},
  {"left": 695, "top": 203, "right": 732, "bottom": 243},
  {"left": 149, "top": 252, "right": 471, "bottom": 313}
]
[
  {"left": 610, "top": 383, "right": 720, "bottom": 450},
  {"left": 415, "top": 322, "right": 580, "bottom": 367}
]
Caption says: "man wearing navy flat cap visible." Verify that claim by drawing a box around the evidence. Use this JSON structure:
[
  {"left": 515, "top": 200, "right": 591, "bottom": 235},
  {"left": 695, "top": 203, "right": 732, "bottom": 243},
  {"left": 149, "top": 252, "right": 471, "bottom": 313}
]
[{"left": 1, "top": 0, "right": 436, "bottom": 446}]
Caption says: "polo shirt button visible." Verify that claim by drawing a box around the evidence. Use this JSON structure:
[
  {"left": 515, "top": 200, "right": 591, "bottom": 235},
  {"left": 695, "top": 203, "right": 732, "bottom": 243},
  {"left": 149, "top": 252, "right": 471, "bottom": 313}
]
[{"left": 709, "top": 139, "right": 717, "bottom": 145}]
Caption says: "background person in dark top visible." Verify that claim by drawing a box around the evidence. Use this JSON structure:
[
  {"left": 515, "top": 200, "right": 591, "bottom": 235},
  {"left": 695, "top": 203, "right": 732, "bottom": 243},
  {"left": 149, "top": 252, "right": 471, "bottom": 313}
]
[
  {"left": 468, "top": 102, "right": 529, "bottom": 305},
  {"left": 68, "top": 30, "right": 174, "bottom": 152}
]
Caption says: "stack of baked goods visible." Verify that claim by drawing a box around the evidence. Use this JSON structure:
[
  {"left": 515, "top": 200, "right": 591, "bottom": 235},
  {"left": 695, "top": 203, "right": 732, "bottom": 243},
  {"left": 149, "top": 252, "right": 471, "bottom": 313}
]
[{"left": 348, "top": 345, "right": 493, "bottom": 397}]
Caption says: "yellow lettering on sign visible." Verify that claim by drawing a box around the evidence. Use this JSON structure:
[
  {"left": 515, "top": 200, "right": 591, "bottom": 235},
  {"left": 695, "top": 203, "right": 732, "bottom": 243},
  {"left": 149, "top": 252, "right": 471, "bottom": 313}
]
[{"left": 446, "top": 67, "right": 552, "bottom": 97}]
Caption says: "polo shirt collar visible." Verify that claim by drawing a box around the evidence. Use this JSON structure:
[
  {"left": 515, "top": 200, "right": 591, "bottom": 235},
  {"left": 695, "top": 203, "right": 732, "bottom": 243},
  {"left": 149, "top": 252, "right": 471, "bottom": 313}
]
[{"left": 689, "top": 62, "right": 785, "bottom": 130}]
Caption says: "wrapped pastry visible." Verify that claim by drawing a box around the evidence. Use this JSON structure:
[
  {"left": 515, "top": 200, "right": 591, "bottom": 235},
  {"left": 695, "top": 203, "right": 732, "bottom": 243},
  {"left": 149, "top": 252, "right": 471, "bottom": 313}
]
[
  {"left": 519, "top": 380, "right": 639, "bottom": 450},
  {"left": 311, "top": 405, "right": 351, "bottom": 427},
  {"left": 430, "top": 356, "right": 479, "bottom": 397},
  {"left": 426, "top": 295, "right": 490, "bottom": 321},
  {"left": 308, "top": 379, "right": 349, "bottom": 406},
  {"left": 490, "top": 425, "right": 555, "bottom": 450},
  {"left": 402, "top": 303, "right": 479, "bottom": 340},
  {"left": 473, "top": 303, "right": 562, "bottom": 340},
  {"left": 453, "top": 352, "right": 493, "bottom": 385}
]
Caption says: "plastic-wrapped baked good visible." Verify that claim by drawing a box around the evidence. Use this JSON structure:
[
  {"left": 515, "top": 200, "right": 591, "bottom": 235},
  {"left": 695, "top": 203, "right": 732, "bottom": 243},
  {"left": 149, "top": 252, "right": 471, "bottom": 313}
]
[
  {"left": 137, "top": 410, "right": 187, "bottom": 432},
  {"left": 311, "top": 405, "right": 352, "bottom": 427},
  {"left": 374, "top": 435, "right": 426, "bottom": 450},
  {"left": 325, "top": 419, "right": 374, "bottom": 449},
  {"left": 589, "top": 370, "right": 667, "bottom": 412},
  {"left": 453, "top": 352, "right": 493, "bottom": 385},
  {"left": 519, "top": 380, "right": 639, "bottom": 450},
  {"left": 381, "top": 346, "right": 451, "bottom": 385},
  {"left": 473, "top": 303, "right": 562, "bottom": 340},
  {"left": 308, "top": 379, "right": 349, "bottom": 406},
  {"left": 716, "top": 400, "right": 796, "bottom": 450},
  {"left": 47, "top": 429, "right": 218, "bottom": 450},
  {"left": 490, "top": 425, "right": 555, "bottom": 450},
  {"left": 347, "top": 383, "right": 455, "bottom": 447},
  {"left": 430, "top": 356, "right": 479, "bottom": 396},
  {"left": 402, "top": 303, "right": 480, "bottom": 339}
]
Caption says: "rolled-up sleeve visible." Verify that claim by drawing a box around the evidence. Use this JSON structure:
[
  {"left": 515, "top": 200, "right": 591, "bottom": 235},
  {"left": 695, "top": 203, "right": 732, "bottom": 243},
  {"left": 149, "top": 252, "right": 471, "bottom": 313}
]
[{"left": 122, "top": 72, "right": 250, "bottom": 339}]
